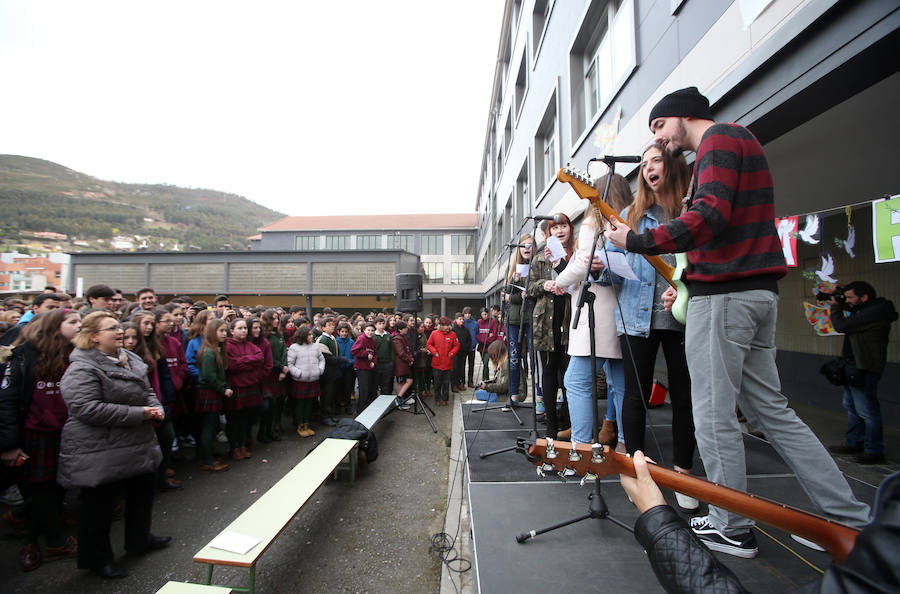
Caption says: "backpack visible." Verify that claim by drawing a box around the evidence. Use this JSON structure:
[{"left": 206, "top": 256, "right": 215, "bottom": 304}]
[{"left": 313, "top": 418, "right": 378, "bottom": 463}]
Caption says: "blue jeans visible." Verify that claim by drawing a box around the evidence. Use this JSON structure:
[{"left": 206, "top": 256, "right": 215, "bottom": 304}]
[
  {"left": 564, "top": 355, "right": 624, "bottom": 444},
  {"left": 507, "top": 324, "right": 534, "bottom": 398},
  {"left": 475, "top": 389, "right": 498, "bottom": 402},
  {"left": 843, "top": 371, "right": 883, "bottom": 455}
]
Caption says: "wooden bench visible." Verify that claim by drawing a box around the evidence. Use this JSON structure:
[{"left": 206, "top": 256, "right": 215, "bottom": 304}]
[
  {"left": 157, "top": 582, "right": 233, "bottom": 593},
  {"left": 192, "top": 438, "right": 357, "bottom": 594}
]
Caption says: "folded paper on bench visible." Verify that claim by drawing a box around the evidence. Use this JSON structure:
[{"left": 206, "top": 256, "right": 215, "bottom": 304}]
[{"left": 208, "top": 531, "right": 263, "bottom": 555}]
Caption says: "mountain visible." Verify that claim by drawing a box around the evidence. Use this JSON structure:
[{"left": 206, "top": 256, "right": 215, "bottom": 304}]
[{"left": 0, "top": 155, "right": 284, "bottom": 252}]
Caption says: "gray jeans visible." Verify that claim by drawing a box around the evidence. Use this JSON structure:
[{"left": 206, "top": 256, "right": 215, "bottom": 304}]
[{"left": 685, "top": 290, "right": 870, "bottom": 535}]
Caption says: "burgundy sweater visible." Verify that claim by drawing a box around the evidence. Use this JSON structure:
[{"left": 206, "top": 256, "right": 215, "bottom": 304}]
[{"left": 627, "top": 123, "right": 786, "bottom": 295}]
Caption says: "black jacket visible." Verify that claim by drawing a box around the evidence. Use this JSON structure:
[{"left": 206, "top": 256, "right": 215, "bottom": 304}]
[
  {"left": 830, "top": 297, "right": 897, "bottom": 374},
  {"left": 0, "top": 342, "right": 39, "bottom": 450},
  {"left": 451, "top": 324, "right": 471, "bottom": 354},
  {"left": 635, "top": 472, "right": 900, "bottom": 593}
]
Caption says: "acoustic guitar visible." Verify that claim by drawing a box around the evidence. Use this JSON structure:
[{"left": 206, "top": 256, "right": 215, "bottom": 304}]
[
  {"left": 557, "top": 166, "right": 689, "bottom": 324},
  {"left": 519, "top": 437, "right": 859, "bottom": 563}
]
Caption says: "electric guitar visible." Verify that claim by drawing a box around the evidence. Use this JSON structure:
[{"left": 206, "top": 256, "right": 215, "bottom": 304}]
[
  {"left": 519, "top": 437, "right": 859, "bottom": 563},
  {"left": 557, "top": 166, "right": 689, "bottom": 324}
]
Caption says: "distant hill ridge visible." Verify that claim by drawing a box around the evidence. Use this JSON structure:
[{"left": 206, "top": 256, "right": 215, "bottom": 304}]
[{"left": 0, "top": 154, "right": 284, "bottom": 252}]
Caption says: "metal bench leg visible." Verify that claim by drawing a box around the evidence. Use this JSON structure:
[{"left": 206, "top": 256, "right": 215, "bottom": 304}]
[
  {"left": 249, "top": 565, "right": 256, "bottom": 594},
  {"left": 350, "top": 445, "right": 357, "bottom": 483},
  {"left": 205, "top": 563, "right": 214, "bottom": 584}
]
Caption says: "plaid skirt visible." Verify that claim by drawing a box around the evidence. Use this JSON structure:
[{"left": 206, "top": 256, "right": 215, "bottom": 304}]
[
  {"left": 288, "top": 379, "right": 319, "bottom": 400},
  {"left": 261, "top": 373, "right": 285, "bottom": 400},
  {"left": 195, "top": 387, "right": 224, "bottom": 413},
  {"left": 22, "top": 428, "right": 61, "bottom": 483},
  {"left": 226, "top": 384, "right": 262, "bottom": 411}
]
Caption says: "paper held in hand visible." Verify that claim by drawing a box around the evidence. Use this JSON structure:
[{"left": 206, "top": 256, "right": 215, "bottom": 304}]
[
  {"left": 546, "top": 235, "right": 566, "bottom": 261},
  {"left": 593, "top": 250, "right": 639, "bottom": 281},
  {"left": 516, "top": 263, "right": 529, "bottom": 277},
  {"left": 208, "top": 531, "right": 263, "bottom": 555}
]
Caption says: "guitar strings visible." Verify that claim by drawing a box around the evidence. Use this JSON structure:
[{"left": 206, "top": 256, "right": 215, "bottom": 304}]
[{"left": 754, "top": 526, "right": 825, "bottom": 574}]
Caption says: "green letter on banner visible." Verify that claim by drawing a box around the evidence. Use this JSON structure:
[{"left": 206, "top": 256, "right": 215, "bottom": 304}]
[{"left": 873, "top": 195, "right": 900, "bottom": 263}]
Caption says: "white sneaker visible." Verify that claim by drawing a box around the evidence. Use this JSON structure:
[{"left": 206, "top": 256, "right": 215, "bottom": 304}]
[
  {"left": 791, "top": 534, "right": 825, "bottom": 551},
  {"left": 674, "top": 491, "right": 700, "bottom": 512}
]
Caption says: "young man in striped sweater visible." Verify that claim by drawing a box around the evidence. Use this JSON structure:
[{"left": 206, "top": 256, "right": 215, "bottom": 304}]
[{"left": 606, "top": 87, "right": 870, "bottom": 558}]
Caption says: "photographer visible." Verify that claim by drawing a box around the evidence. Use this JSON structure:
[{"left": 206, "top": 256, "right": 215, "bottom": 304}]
[{"left": 827, "top": 281, "right": 897, "bottom": 464}]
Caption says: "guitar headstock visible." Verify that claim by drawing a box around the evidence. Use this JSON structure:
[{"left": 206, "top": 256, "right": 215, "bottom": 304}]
[
  {"left": 557, "top": 164, "right": 599, "bottom": 200},
  {"left": 520, "top": 437, "right": 629, "bottom": 483}
]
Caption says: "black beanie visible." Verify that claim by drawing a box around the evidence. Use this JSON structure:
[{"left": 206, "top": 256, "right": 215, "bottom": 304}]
[{"left": 648, "top": 86, "right": 712, "bottom": 126}]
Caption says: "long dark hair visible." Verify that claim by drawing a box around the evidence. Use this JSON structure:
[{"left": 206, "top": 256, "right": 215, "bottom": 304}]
[
  {"left": 198, "top": 318, "right": 227, "bottom": 370},
  {"left": 18, "top": 309, "right": 79, "bottom": 379},
  {"left": 131, "top": 311, "right": 163, "bottom": 365}
]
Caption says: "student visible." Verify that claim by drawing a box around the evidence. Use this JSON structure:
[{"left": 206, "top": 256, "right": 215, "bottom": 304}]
[
  {"left": 475, "top": 341, "right": 509, "bottom": 404},
  {"left": 259, "top": 310, "right": 287, "bottom": 442},
  {"left": 391, "top": 321, "right": 415, "bottom": 406},
  {"left": 316, "top": 316, "right": 340, "bottom": 424},
  {"left": 475, "top": 308, "right": 497, "bottom": 382},
  {"left": 503, "top": 236, "right": 535, "bottom": 402},
  {"left": 0, "top": 309, "right": 81, "bottom": 571},
  {"left": 247, "top": 318, "right": 273, "bottom": 443},
  {"left": 426, "top": 316, "right": 460, "bottom": 406},
  {"left": 224, "top": 319, "right": 264, "bottom": 460},
  {"left": 351, "top": 322, "right": 377, "bottom": 413},
  {"left": 152, "top": 308, "right": 189, "bottom": 485},
  {"left": 131, "top": 312, "right": 181, "bottom": 492},
  {"left": 287, "top": 325, "right": 324, "bottom": 437},
  {"left": 185, "top": 310, "right": 212, "bottom": 385},
  {"left": 450, "top": 313, "right": 472, "bottom": 392},
  {"left": 334, "top": 322, "right": 356, "bottom": 414},
  {"left": 195, "top": 319, "right": 231, "bottom": 472},
  {"left": 372, "top": 316, "right": 395, "bottom": 397}
]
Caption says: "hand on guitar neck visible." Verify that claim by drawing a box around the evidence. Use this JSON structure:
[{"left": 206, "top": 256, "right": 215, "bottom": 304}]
[{"left": 619, "top": 450, "right": 666, "bottom": 513}]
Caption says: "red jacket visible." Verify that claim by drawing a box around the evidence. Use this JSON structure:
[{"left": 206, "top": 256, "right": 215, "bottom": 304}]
[
  {"left": 250, "top": 336, "right": 273, "bottom": 383},
  {"left": 160, "top": 334, "right": 188, "bottom": 392},
  {"left": 426, "top": 329, "right": 460, "bottom": 371},
  {"left": 225, "top": 338, "right": 264, "bottom": 388},
  {"left": 351, "top": 334, "right": 377, "bottom": 370}
]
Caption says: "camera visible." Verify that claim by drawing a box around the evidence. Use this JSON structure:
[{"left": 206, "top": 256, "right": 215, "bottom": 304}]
[{"left": 816, "top": 287, "right": 845, "bottom": 304}]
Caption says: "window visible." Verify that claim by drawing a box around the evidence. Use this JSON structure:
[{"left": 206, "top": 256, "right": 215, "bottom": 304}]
[
  {"left": 325, "top": 235, "right": 350, "bottom": 250},
  {"left": 451, "top": 234, "right": 473, "bottom": 255},
  {"left": 534, "top": 91, "right": 558, "bottom": 194},
  {"left": 295, "top": 235, "right": 317, "bottom": 250},
  {"left": 421, "top": 262, "right": 444, "bottom": 283},
  {"left": 514, "top": 51, "right": 528, "bottom": 120},
  {"left": 516, "top": 162, "right": 529, "bottom": 223},
  {"left": 421, "top": 234, "right": 444, "bottom": 255},
  {"left": 356, "top": 235, "right": 380, "bottom": 249},
  {"left": 386, "top": 234, "right": 413, "bottom": 252},
  {"left": 532, "top": 0, "right": 554, "bottom": 60},
  {"left": 451, "top": 263, "right": 473, "bottom": 285},
  {"left": 504, "top": 196, "right": 513, "bottom": 242},
  {"left": 569, "top": 0, "right": 636, "bottom": 145}
]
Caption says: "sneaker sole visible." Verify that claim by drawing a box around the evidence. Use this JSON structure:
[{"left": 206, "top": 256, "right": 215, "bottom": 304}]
[{"left": 697, "top": 538, "right": 758, "bottom": 559}]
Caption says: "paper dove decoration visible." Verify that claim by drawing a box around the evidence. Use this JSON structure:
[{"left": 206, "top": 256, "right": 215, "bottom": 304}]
[
  {"left": 815, "top": 252, "right": 838, "bottom": 283},
  {"left": 799, "top": 214, "right": 820, "bottom": 244},
  {"left": 776, "top": 216, "right": 798, "bottom": 266},
  {"left": 841, "top": 226, "right": 856, "bottom": 258}
]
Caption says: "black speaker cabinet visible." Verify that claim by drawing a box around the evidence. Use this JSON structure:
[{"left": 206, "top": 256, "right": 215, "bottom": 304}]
[{"left": 396, "top": 273, "right": 423, "bottom": 312}]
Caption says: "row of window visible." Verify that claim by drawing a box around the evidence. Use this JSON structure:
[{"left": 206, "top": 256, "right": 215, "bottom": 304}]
[
  {"left": 421, "top": 262, "right": 474, "bottom": 285},
  {"left": 295, "top": 233, "right": 474, "bottom": 255}
]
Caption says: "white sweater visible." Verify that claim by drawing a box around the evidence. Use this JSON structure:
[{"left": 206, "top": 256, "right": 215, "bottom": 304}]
[{"left": 287, "top": 343, "right": 325, "bottom": 382}]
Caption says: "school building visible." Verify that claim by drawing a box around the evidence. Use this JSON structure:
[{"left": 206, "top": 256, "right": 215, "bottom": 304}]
[{"left": 474, "top": 0, "right": 899, "bottom": 423}]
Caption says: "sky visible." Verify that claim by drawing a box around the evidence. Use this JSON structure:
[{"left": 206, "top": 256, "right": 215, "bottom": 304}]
[{"left": 0, "top": 1, "right": 505, "bottom": 216}]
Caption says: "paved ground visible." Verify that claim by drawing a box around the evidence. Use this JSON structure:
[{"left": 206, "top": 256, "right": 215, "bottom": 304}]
[{"left": 2, "top": 382, "right": 897, "bottom": 594}]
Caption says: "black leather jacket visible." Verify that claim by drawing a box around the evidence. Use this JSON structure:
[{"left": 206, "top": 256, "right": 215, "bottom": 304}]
[{"left": 635, "top": 472, "right": 900, "bottom": 593}]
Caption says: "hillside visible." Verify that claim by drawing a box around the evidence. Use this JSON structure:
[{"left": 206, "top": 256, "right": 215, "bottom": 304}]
[{"left": 0, "top": 155, "right": 284, "bottom": 252}]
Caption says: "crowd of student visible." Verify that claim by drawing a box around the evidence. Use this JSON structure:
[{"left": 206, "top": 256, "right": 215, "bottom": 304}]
[{"left": 0, "top": 285, "right": 503, "bottom": 578}]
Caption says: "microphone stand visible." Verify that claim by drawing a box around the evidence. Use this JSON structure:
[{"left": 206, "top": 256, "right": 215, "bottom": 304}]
[
  {"left": 515, "top": 165, "right": 632, "bottom": 542},
  {"left": 475, "top": 217, "right": 541, "bottom": 458}
]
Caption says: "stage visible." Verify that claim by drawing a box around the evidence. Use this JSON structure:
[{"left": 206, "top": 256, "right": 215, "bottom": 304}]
[{"left": 460, "top": 401, "right": 877, "bottom": 593}]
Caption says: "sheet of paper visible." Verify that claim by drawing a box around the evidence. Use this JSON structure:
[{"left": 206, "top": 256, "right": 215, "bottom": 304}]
[
  {"left": 516, "top": 263, "right": 529, "bottom": 277},
  {"left": 546, "top": 235, "right": 566, "bottom": 261},
  {"left": 594, "top": 250, "right": 640, "bottom": 281},
  {"left": 208, "top": 531, "right": 263, "bottom": 555},
  {"left": 510, "top": 284, "right": 526, "bottom": 292}
]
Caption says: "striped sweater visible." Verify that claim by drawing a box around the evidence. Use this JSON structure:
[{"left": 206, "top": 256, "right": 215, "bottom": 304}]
[{"left": 627, "top": 123, "right": 786, "bottom": 295}]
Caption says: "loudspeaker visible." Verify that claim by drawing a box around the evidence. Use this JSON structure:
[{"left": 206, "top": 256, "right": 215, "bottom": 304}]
[{"left": 396, "top": 273, "right": 423, "bottom": 312}]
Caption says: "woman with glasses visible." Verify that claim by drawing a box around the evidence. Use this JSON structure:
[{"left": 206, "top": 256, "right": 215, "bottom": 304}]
[{"left": 58, "top": 311, "right": 169, "bottom": 579}]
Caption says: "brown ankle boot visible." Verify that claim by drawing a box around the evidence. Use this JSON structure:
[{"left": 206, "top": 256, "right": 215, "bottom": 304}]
[{"left": 597, "top": 419, "right": 617, "bottom": 445}]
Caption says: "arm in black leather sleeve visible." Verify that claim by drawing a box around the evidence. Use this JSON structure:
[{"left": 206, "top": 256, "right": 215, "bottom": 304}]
[{"left": 634, "top": 505, "right": 749, "bottom": 594}]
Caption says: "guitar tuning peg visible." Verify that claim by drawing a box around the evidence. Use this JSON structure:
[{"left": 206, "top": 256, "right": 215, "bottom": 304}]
[
  {"left": 580, "top": 472, "right": 597, "bottom": 487},
  {"left": 536, "top": 466, "right": 545, "bottom": 478},
  {"left": 546, "top": 438, "right": 557, "bottom": 459}
]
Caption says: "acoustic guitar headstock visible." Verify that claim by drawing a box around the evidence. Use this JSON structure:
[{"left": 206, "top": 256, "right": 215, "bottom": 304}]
[
  {"left": 517, "top": 437, "right": 629, "bottom": 484},
  {"left": 557, "top": 165, "right": 599, "bottom": 201}
]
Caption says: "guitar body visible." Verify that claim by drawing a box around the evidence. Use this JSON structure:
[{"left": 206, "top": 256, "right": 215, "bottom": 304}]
[{"left": 671, "top": 252, "right": 689, "bottom": 325}]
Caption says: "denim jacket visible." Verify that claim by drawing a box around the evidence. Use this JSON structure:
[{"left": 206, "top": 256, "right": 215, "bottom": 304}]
[{"left": 606, "top": 206, "right": 683, "bottom": 338}]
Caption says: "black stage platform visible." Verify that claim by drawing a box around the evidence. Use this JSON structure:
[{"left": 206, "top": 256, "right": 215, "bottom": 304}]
[{"left": 461, "top": 402, "right": 878, "bottom": 593}]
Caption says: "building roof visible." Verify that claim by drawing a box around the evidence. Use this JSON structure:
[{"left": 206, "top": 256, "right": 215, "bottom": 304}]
[{"left": 259, "top": 213, "right": 476, "bottom": 232}]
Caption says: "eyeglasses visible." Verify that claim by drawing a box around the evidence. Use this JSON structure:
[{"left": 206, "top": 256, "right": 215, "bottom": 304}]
[{"left": 98, "top": 325, "right": 122, "bottom": 333}]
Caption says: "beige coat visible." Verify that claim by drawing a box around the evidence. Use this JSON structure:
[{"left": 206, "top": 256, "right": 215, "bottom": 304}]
[{"left": 554, "top": 223, "right": 622, "bottom": 359}]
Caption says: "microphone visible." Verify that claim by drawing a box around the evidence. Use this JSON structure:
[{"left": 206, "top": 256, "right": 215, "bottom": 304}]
[
  {"left": 589, "top": 154, "right": 642, "bottom": 164},
  {"left": 505, "top": 243, "right": 532, "bottom": 248},
  {"left": 530, "top": 215, "right": 557, "bottom": 221}
]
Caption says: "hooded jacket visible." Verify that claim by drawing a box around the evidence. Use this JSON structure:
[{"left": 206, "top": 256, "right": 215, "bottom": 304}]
[
  {"left": 225, "top": 338, "right": 264, "bottom": 388},
  {"left": 427, "top": 328, "right": 460, "bottom": 371}
]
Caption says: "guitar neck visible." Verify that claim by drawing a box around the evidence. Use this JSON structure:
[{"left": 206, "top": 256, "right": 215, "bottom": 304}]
[
  {"left": 638, "top": 461, "right": 859, "bottom": 563},
  {"left": 558, "top": 168, "right": 676, "bottom": 287}
]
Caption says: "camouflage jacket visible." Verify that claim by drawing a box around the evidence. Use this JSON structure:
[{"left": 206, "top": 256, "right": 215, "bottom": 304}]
[{"left": 527, "top": 247, "right": 570, "bottom": 352}]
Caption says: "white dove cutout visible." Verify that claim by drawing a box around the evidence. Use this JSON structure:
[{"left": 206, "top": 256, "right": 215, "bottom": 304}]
[
  {"left": 815, "top": 252, "right": 838, "bottom": 283},
  {"left": 777, "top": 217, "right": 797, "bottom": 266},
  {"left": 841, "top": 226, "right": 856, "bottom": 258},
  {"left": 799, "top": 214, "right": 820, "bottom": 244}
]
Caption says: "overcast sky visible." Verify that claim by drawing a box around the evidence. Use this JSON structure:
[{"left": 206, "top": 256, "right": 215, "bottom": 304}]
[{"left": 0, "top": 1, "right": 504, "bottom": 216}]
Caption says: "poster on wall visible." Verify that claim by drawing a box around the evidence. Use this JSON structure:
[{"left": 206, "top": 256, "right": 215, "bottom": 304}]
[
  {"left": 873, "top": 194, "right": 900, "bottom": 263},
  {"left": 588, "top": 107, "right": 622, "bottom": 178},
  {"left": 775, "top": 216, "right": 798, "bottom": 267}
]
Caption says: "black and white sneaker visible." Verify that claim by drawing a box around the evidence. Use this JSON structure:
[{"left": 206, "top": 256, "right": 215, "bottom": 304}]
[{"left": 690, "top": 515, "right": 758, "bottom": 558}]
